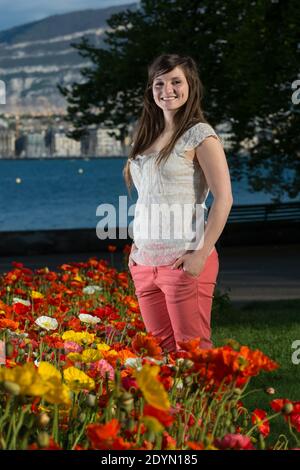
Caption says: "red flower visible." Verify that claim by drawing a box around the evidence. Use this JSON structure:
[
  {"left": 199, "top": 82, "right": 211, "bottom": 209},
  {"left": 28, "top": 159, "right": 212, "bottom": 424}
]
[
  {"left": 143, "top": 404, "right": 174, "bottom": 427},
  {"left": 86, "top": 419, "right": 130, "bottom": 450},
  {"left": 13, "top": 302, "right": 30, "bottom": 316},
  {"left": 271, "top": 399, "right": 300, "bottom": 432},
  {"left": 251, "top": 409, "right": 270, "bottom": 437}
]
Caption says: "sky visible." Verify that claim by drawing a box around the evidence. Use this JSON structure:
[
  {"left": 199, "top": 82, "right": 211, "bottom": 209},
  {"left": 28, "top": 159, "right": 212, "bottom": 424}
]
[{"left": 0, "top": 0, "right": 138, "bottom": 31}]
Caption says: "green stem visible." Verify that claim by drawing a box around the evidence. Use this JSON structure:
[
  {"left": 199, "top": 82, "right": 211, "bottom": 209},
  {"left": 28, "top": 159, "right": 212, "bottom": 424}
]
[
  {"left": 246, "top": 411, "right": 281, "bottom": 436},
  {"left": 287, "top": 416, "right": 300, "bottom": 447}
]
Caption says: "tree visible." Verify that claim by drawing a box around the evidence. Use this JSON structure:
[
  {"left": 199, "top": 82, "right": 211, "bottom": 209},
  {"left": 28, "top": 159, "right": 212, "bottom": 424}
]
[{"left": 58, "top": 0, "right": 300, "bottom": 201}]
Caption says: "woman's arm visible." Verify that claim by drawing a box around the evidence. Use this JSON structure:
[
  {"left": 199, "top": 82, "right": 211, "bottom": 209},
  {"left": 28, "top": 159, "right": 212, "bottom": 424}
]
[
  {"left": 171, "top": 136, "right": 233, "bottom": 273},
  {"left": 194, "top": 135, "right": 233, "bottom": 258}
]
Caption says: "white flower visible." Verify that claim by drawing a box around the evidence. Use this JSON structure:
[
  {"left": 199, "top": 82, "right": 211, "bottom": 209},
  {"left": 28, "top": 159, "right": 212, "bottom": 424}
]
[
  {"left": 124, "top": 357, "right": 141, "bottom": 370},
  {"left": 12, "top": 297, "right": 31, "bottom": 306},
  {"left": 82, "top": 285, "right": 103, "bottom": 295},
  {"left": 175, "top": 378, "right": 184, "bottom": 390},
  {"left": 35, "top": 316, "right": 58, "bottom": 331},
  {"left": 78, "top": 313, "right": 100, "bottom": 325}
]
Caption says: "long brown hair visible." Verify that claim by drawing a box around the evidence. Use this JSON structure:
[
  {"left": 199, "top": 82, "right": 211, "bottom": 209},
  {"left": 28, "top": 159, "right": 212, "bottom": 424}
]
[{"left": 123, "top": 53, "right": 210, "bottom": 193}]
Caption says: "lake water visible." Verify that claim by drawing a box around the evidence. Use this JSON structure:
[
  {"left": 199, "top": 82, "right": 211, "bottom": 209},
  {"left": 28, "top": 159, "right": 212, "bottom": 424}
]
[{"left": 0, "top": 157, "right": 296, "bottom": 231}]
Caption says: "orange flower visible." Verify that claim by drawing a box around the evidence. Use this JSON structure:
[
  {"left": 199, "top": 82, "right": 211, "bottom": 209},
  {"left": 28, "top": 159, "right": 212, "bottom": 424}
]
[
  {"left": 108, "top": 245, "right": 117, "bottom": 253},
  {"left": 0, "top": 318, "right": 19, "bottom": 330},
  {"left": 86, "top": 419, "right": 131, "bottom": 450},
  {"left": 187, "top": 441, "right": 205, "bottom": 450},
  {"left": 116, "top": 349, "right": 137, "bottom": 364},
  {"left": 132, "top": 332, "right": 163, "bottom": 359},
  {"left": 177, "top": 340, "right": 278, "bottom": 387}
]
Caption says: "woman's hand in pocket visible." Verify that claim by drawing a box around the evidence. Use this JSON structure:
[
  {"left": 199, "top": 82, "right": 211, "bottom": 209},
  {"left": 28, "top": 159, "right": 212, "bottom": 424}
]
[{"left": 171, "top": 250, "right": 207, "bottom": 277}]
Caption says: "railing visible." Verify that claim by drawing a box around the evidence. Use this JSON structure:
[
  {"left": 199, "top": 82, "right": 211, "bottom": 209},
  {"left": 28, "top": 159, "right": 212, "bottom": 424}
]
[{"left": 226, "top": 201, "right": 300, "bottom": 223}]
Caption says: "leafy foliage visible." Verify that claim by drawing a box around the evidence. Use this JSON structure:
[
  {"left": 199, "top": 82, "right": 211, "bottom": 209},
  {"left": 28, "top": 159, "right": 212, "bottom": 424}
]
[{"left": 58, "top": 0, "right": 300, "bottom": 200}]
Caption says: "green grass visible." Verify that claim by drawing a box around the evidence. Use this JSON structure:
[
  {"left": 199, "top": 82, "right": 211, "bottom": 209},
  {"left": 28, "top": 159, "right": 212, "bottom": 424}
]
[{"left": 211, "top": 297, "right": 300, "bottom": 446}]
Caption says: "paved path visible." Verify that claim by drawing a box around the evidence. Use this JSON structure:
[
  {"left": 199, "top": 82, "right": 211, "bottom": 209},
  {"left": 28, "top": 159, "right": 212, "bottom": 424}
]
[{"left": 0, "top": 244, "right": 299, "bottom": 304}]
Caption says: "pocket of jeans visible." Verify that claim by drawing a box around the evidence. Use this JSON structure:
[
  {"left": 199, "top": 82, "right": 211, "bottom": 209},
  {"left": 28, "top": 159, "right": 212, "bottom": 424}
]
[
  {"left": 180, "top": 267, "right": 199, "bottom": 280},
  {"left": 180, "top": 248, "right": 217, "bottom": 279}
]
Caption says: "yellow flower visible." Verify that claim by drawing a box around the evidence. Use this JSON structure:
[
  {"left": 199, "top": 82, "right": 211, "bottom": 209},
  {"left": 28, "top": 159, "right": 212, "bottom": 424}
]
[
  {"left": 63, "top": 366, "right": 95, "bottom": 392},
  {"left": 37, "top": 362, "right": 71, "bottom": 405},
  {"left": 31, "top": 290, "right": 44, "bottom": 299},
  {"left": 81, "top": 349, "right": 102, "bottom": 363},
  {"left": 97, "top": 342, "right": 111, "bottom": 352},
  {"left": 38, "top": 362, "right": 61, "bottom": 380},
  {"left": 62, "top": 330, "right": 95, "bottom": 345},
  {"left": 67, "top": 353, "right": 83, "bottom": 362},
  {"left": 44, "top": 382, "right": 71, "bottom": 406},
  {"left": 0, "top": 362, "right": 71, "bottom": 406},
  {"left": 0, "top": 363, "right": 47, "bottom": 396},
  {"left": 79, "top": 331, "right": 96, "bottom": 345},
  {"left": 73, "top": 274, "right": 84, "bottom": 282},
  {"left": 134, "top": 364, "right": 170, "bottom": 411}
]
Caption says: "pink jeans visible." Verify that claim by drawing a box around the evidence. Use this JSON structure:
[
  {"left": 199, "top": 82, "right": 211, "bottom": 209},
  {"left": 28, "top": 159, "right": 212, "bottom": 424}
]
[{"left": 129, "top": 248, "right": 219, "bottom": 353}]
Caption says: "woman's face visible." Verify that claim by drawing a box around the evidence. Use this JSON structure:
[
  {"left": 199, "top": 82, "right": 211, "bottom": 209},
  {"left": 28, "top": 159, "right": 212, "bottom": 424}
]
[{"left": 152, "top": 66, "right": 189, "bottom": 113}]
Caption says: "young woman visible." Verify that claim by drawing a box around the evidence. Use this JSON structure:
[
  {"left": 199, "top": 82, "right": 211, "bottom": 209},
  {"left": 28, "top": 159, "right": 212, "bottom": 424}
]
[{"left": 123, "top": 54, "right": 233, "bottom": 353}]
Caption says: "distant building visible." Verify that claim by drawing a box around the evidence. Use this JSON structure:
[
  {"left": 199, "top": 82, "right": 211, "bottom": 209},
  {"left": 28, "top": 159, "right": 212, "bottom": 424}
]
[
  {"left": 82, "top": 127, "right": 123, "bottom": 156},
  {"left": 45, "top": 127, "right": 81, "bottom": 157},
  {"left": 0, "top": 125, "right": 15, "bottom": 158},
  {"left": 51, "top": 130, "right": 81, "bottom": 157},
  {"left": 25, "top": 131, "right": 47, "bottom": 158}
]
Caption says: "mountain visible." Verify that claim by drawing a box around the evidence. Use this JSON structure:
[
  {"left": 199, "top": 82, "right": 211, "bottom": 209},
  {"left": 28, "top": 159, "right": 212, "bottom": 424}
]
[{"left": 0, "top": 3, "right": 137, "bottom": 114}]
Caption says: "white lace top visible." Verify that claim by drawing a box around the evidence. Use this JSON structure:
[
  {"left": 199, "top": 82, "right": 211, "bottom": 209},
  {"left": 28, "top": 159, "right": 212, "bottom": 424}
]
[{"left": 128, "top": 122, "right": 223, "bottom": 266}]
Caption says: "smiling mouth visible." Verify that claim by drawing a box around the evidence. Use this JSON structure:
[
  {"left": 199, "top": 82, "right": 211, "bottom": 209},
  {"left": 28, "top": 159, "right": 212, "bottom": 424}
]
[{"left": 161, "top": 97, "right": 177, "bottom": 101}]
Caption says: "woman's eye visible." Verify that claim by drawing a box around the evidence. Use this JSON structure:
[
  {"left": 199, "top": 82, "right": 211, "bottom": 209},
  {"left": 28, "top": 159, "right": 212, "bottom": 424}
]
[{"left": 155, "top": 81, "right": 181, "bottom": 87}]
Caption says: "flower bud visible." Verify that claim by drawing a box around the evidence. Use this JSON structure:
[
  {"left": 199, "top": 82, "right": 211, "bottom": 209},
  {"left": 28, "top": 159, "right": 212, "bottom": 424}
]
[
  {"left": 86, "top": 394, "right": 96, "bottom": 408},
  {"left": 183, "top": 375, "right": 193, "bottom": 386},
  {"left": 265, "top": 387, "right": 275, "bottom": 395},
  {"left": 38, "top": 413, "right": 50, "bottom": 428},
  {"left": 78, "top": 412, "right": 86, "bottom": 423},
  {"left": 37, "top": 431, "right": 50, "bottom": 448},
  {"left": 3, "top": 380, "right": 20, "bottom": 395},
  {"left": 282, "top": 403, "right": 294, "bottom": 415},
  {"left": 120, "top": 392, "right": 134, "bottom": 411}
]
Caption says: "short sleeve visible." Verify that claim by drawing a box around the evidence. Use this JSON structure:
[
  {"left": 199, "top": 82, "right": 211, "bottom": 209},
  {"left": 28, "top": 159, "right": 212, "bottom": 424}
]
[{"left": 183, "top": 122, "right": 223, "bottom": 151}]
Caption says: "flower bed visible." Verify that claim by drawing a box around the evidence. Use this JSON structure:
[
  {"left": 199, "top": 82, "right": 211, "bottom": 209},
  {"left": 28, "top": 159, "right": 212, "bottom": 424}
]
[{"left": 0, "top": 250, "right": 299, "bottom": 450}]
